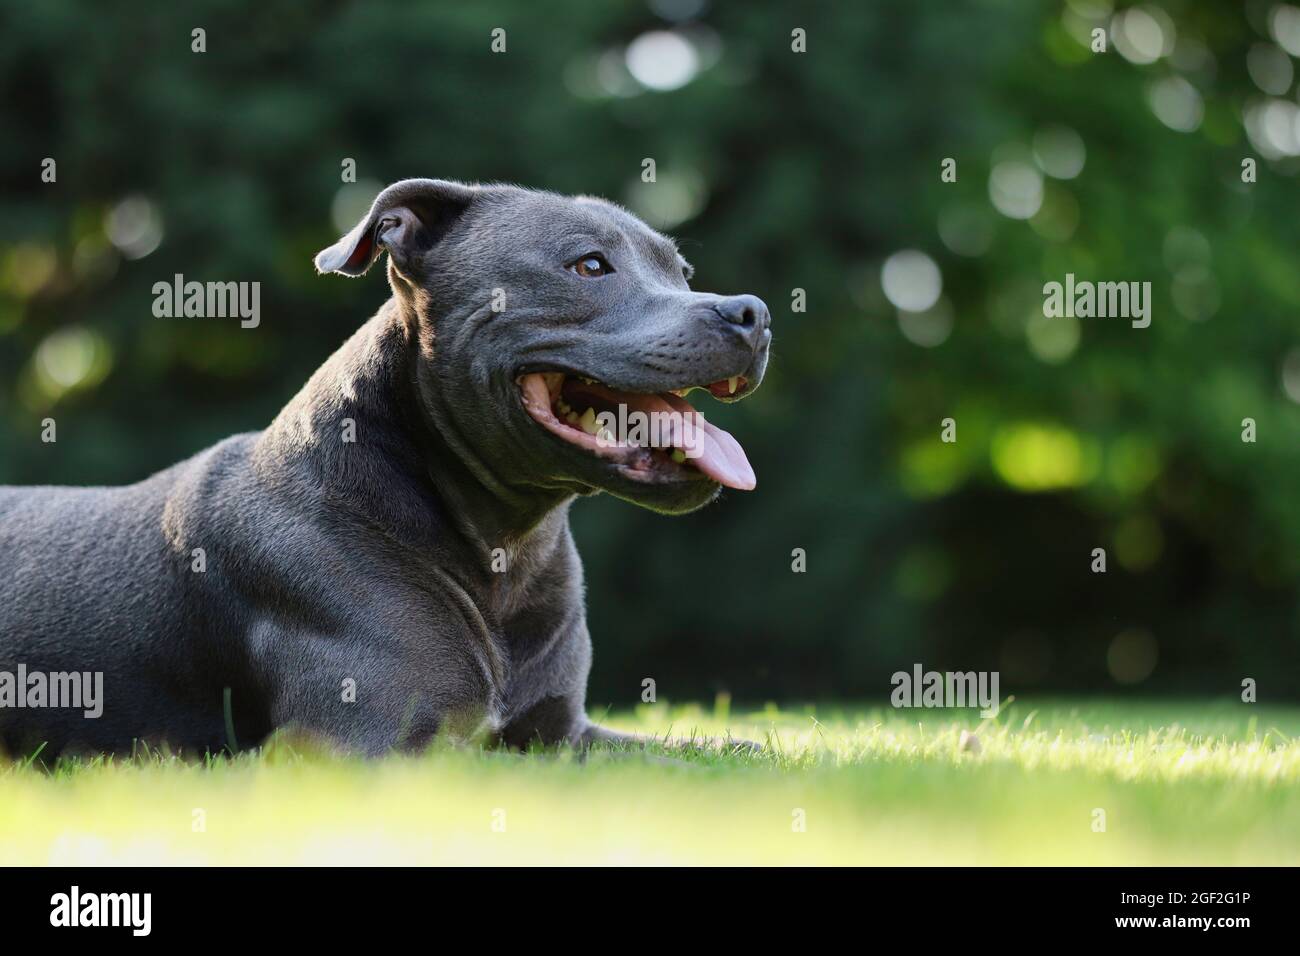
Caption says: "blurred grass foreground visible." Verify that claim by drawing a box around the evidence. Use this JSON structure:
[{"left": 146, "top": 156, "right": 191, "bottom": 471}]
[{"left": 2, "top": 699, "right": 1297, "bottom": 865}]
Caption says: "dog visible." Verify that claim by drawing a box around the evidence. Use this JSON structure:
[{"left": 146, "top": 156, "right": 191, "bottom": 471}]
[{"left": 0, "top": 179, "right": 771, "bottom": 757}]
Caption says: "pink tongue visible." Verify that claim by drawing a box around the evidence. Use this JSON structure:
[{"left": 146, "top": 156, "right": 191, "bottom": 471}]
[
  {"left": 691, "top": 416, "right": 756, "bottom": 490},
  {"left": 530, "top": 376, "right": 757, "bottom": 492},
  {"left": 658, "top": 392, "right": 756, "bottom": 491}
]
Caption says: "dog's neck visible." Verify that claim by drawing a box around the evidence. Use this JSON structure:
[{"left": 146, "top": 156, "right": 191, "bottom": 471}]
[{"left": 259, "top": 299, "right": 573, "bottom": 563}]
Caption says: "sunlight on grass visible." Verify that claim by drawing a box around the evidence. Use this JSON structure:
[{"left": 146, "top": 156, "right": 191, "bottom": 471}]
[{"left": 1, "top": 699, "right": 1297, "bottom": 865}]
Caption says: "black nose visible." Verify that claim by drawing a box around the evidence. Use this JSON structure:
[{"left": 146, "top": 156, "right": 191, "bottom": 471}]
[{"left": 711, "top": 294, "right": 771, "bottom": 347}]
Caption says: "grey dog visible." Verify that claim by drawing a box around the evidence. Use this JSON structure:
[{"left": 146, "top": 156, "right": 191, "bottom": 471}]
[{"left": 0, "top": 179, "right": 771, "bottom": 758}]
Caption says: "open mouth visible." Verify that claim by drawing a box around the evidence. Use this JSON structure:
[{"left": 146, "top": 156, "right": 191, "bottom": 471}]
[{"left": 517, "top": 371, "right": 756, "bottom": 490}]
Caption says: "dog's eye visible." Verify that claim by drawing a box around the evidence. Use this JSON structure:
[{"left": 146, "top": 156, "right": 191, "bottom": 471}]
[{"left": 570, "top": 255, "right": 613, "bottom": 278}]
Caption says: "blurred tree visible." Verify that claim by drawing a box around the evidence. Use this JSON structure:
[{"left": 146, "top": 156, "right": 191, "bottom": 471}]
[{"left": 1, "top": 0, "right": 1297, "bottom": 701}]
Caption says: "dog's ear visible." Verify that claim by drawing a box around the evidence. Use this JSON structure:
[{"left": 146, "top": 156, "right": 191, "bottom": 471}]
[{"left": 314, "top": 178, "right": 477, "bottom": 277}]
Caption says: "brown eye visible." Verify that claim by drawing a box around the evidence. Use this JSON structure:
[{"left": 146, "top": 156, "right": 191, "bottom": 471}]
[{"left": 570, "top": 254, "right": 612, "bottom": 277}]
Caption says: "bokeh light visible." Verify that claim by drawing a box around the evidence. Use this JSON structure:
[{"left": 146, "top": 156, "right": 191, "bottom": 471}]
[
  {"left": 991, "top": 423, "right": 1097, "bottom": 492},
  {"left": 1246, "top": 42, "right": 1293, "bottom": 94},
  {"left": 1107, "top": 629, "right": 1159, "bottom": 684},
  {"left": 881, "top": 250, "right": 942, "bottom": 312},
  {"left": 625, "top": 31, "right": 699, "bottom": 90},
  {"left": 1281, "top": 349, "right": 1300, "bottom": 403},
  {"left": 897, "top": 298, "right": 954, "bottom": 348},
  {"left": 1149, "top": 75, "right": 1206, "bottom": 132},
  {"left": 938, "top": 204, "right": 994, "bottom": 257},
  {"left": 1112, "top": 6, "right": 1174, "bottom": 65},
  {"left": 1243, "top": 97, "right": 1300, "bottom": 158},
  {"left": 1025, "top": 311, "right": 1080, "bottom": 364},
  {"left": 1114, "top": 513, "right": 1164, "bottom": 571},
  {"left": 1032, "top": 125, "right": 1087, "bottom": 179},
  {"left": 104, "top": 197, "right": 163, "bottom": 260},
  {"left": 1147, "top": 75, "right": 1204, "bottom": 132},
  {"left": 988, "top": 160, "right": 1044, "bottom": 220},
  {"left": 2, "top": 243, "right": 57, "bottom": 298},
  {"left": 625, "top": 168, "right": 707, "bottom": 228},
  {"left": 32, "top": 326, "right": 113, "bottom": 399},
  {"left": 1269, "top": 3, "right": 1300, "bottom": 57}
]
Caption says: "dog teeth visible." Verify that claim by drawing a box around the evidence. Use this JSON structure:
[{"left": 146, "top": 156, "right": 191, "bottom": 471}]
[
  {"left": 565, "top": 411, "right": 579, "bottom": 425},
  {"left": 672, "top": 388, "right": 690, "bottom": 397},
  {"left": 579, "top": 407, "right": 599, "bottom": 435},
  {"left": 727, "top": 376, "right": 739, "bottom": 395}
]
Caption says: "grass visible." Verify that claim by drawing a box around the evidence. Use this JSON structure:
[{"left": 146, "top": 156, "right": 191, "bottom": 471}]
[{"left": 2, "top": 698, "right": 1298, "bottom": 865}]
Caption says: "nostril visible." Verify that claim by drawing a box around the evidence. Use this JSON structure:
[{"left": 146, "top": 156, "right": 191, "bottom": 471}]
[{"left": 714, "top": 295, "right": 768, "bottom": 330}]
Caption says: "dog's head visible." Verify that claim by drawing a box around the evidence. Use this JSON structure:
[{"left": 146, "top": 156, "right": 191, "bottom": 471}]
[{"left": 315, "top": 178, "right": 770, "bottom": 515}]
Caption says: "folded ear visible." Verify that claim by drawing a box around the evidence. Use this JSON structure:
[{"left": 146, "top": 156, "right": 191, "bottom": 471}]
[{"left": 314, "top": 178, "right": 478, "bottom": 277}]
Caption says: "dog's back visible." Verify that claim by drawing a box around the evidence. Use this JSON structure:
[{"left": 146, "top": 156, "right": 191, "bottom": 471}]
[{"left": 0, "top": 438, "right": 267, "bottom": 758}]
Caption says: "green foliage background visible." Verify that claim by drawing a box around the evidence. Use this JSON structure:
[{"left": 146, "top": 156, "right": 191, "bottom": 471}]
[{"left": 2, "top": 1, "right": 1298, "bottom": 703}]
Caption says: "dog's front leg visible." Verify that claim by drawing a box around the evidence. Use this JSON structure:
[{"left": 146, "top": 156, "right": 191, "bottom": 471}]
[{"left": 496, "top": 698, "right": 665, "bottom": 751}]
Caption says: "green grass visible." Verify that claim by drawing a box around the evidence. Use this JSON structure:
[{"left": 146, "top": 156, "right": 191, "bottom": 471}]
[{"left": 2, "top": 698, "right": 1298, "bottom": 865}]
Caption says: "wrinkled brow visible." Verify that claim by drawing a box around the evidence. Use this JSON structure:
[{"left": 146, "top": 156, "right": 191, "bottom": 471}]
[{"left": 638, "top": 232, "right": 689, "bottom": 276}]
